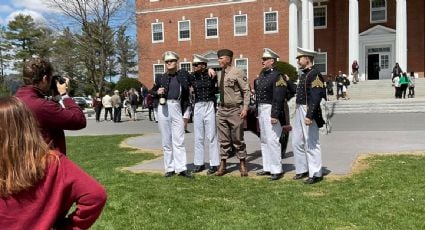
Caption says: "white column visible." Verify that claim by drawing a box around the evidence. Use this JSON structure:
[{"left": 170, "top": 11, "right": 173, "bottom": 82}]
[
  {"left": 288, "top": 0, "right": 299, "bottom": 67},
  {"left": 308, "top": 0, "right": 314, "bottom": 49},
  {"left": 348, "top": 0, "right": 359, "bottom": 78},
  {"left": 301, "top": 0, "right": 309, "bottom": 49},
  {"left": 396, "top": 0, "right": 407, "bottom": 71}
]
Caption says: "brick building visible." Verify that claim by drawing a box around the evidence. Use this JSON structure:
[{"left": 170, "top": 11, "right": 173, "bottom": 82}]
[{"left": 136, "top": 0, "right": 424, "bottom": 87}]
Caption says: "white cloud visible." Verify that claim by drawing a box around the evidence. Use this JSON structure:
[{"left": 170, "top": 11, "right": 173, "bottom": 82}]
[
  {"left": 6, "top": 9, "right": 47, "bottom": 26},
  {"left": 11, "top": 0, "right": 59, "bottom": 14}
]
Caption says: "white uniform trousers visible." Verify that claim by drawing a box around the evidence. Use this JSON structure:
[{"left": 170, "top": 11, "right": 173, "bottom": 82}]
[
  {"left": 292, "top": 104, "right": 322, "bottom": 177},
  {"left": 258, "top": 104, "right": 283, "bottom": 174},
  {"left": 158, "top": 100, "right": 187, "bottom": 173},
  {"left": 193, "top": 101, "right": 220, "bottom": 167}
]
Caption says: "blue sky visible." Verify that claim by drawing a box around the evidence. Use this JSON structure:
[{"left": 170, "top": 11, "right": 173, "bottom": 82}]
[
  {"left": 0, "top": 0, "right": 56, "bottom": 27},
  {"left": 0, "top": 0, "right": 136, "bottom": 38}
]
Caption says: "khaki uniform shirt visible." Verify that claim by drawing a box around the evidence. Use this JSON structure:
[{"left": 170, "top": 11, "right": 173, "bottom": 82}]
[
  {"left": 111, "top": 94, "right": 121, "bottom": 108},
  {"left": 218, "top": 66, "right": 250, "bottom": 110}
]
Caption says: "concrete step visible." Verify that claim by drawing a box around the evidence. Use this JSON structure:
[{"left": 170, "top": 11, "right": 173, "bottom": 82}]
[{"left": 325, "top": 98, "right": 425, "bottom": 114}]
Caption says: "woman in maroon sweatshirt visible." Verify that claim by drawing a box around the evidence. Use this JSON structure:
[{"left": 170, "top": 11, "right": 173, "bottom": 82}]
[{"left": 0, "top": 97, "right": 107, "bottom": 229}]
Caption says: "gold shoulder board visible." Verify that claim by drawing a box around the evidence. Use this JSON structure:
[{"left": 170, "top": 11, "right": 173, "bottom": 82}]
[
  {"left": 311, "top": 76, "right": 324, "bottom": 88},
  {"left": 276, "top": 76, "right": 287, "bottom": 87}
]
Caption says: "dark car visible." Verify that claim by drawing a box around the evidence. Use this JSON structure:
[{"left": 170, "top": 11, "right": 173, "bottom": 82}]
[{"left": 73, "top": 97, "right": 87, "bottom": 110}]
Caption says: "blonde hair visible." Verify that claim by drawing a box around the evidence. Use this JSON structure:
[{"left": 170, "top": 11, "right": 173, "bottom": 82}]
[{"left": 0, "top": 97, "right": 52, "bottom": 198}]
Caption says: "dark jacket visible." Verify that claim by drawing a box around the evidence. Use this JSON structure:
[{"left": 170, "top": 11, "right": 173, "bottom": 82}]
[
  {"left": 295, "top": 66, "right": 326, "bottom": 128},
  {"left": 151, "top": 69, "right": 191, "bottom": 114},
  {"left": 15, "top": 86, "right": 87, "bottom": 154},
  {"left": 255, "top": 68, "right": 288, "bottom": 125}
]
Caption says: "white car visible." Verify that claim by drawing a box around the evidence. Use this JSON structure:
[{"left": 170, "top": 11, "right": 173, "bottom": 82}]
[{"left": 73, "top": 97, "right": 93, "bottom": 107}]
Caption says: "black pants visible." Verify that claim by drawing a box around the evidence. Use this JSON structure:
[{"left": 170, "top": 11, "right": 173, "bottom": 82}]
[
  {"left": 105, "top": 107, "right": 113, "bottom": 120},
  {"left": 148, "top": 107, "right": 154, "bottom": 121},
  {"left": 408, "top": 87, "right": 415, "bottom": 97},
  {"left": 400, "top": 84, "right": 408, "bottom": 98},
  {"left": 113, "top": 107, "right": 121, "bottom": 122},
  {"left": 95, "top": 107, "right": 102, "bottom": 121}
]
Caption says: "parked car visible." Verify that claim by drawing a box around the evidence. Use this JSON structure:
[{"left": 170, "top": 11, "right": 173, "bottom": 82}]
[
  {"left": 72, "top": 97, "right": 87, "bottom": 110},
  {"left": 74, "top": 97, "right": 93, "bottom": 107}
]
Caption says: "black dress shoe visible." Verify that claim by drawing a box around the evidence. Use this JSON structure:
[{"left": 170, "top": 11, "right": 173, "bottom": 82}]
[
  {"left": 269, "top": 173, "right": 283, "bottom": 181},
  {"left": 164, "top": 171, "right": 175, "bottom": 177},
  {"left": 293, "top": 172, "right": 309, "bottom": 180},
  {"left": 185, "top": 130, "right": 191, "bottom": 133},
  {"left": 207, "top": 166, "right": 218, "bottom": 175},
  {"left": 304, "top": 176, "right": 323, "bottom": 184},
  {"left": 256, "top": 170, "right": 271, "bottom": 176},
  {"left": 192, "top": 165, "right": 205, "bottom": 173},
  {"left": 178, "top": 170, "right": 194, "bottom": 179}
]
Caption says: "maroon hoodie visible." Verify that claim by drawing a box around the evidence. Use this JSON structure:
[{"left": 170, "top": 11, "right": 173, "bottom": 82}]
[
  {"left": 0, "top": 152, "right": 107, "bottom": 229},
  {"left": 15, "top": 86, "right": 86, "bottom": 154}
]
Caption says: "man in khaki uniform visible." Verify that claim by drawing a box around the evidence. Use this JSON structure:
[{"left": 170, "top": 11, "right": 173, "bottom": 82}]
[{"left": 215, "top": 49, "right": 250, "bottom": 177}]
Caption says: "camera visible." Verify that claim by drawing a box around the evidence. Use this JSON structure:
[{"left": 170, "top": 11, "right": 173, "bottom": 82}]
[{"left": 50, "top": 75, "right": 66, "bottom": 92}]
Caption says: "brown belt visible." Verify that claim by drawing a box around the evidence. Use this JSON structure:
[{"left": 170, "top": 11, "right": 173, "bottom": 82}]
[{"left": 220, "top": 103, "right": 242, "bottom": 108}]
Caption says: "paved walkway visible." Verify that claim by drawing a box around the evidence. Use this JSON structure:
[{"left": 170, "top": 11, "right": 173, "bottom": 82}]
[{"left": 67, "top": 110, "right": 425, "bottom": 177}]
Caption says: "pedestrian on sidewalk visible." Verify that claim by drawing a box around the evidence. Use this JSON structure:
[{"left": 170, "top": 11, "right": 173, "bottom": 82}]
[
  {"left": 146, "top": 92, "right": 155, "bottom": 121},
  {"left": 392, "top": 75, "right": 401, "bottom": 99},
  {"left": 189, "top": 54, "right": 220, "bottom": 175},
  {"left": 102, "top": 92, "right": 113, "bottom": 121},
  {"left": 151, "top": 51, "right": 193, "bottom": 178},
  {"left": 93, "top": 92, "right": 103, "bottom": 122},
  {"left": 336, "top": 71, "right": 344, "bottom": 100},
  {"left": 111, "top": 90, "right": 122, "bottom": 122},
  {"left": 292, "top": 47, "right": 326, "bottom": 184}
]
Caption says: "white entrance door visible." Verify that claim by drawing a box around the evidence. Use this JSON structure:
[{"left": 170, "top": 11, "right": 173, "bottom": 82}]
[{"left": 379, "top": 52, "right": 391, "bottom": 79}]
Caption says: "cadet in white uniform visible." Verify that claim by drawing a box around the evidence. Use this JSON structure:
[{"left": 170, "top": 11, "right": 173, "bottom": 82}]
[
  {"left": 189, "top": 54, "right": 220, "bottom": 175},
  {"left": 151, "top": 51, "right": 193, "bottom": 178},
  {"left": 254, "top": 48, "right": 288, "bottom": 180},
  {"left": 292, "top": 47, "right": 326, "bottom": 184}
]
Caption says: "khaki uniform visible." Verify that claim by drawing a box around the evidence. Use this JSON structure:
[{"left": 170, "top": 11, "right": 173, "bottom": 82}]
[{"left": 217, "top": 66, "right": 250, "bottom": 159}]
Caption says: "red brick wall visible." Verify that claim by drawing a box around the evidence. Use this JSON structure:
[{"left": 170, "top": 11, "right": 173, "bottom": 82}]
[
  {"left": 407, "top": 1, "right": 424, "bottom": 77},
  {"left": 136, "top": 0, "right": 288, "bottom": 87}
]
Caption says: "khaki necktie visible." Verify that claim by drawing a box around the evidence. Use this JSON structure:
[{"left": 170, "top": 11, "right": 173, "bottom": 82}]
[{"left": 220, "top": 69, "right": 225, "bottom": 105}]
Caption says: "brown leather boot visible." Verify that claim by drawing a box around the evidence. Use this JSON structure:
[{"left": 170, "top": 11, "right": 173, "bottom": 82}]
[
  {"left": 215, "top": 159, "right": 227, "bottom": 176},
  {"left": 240, "top": 159, "right": 248, "bottom": 177}
]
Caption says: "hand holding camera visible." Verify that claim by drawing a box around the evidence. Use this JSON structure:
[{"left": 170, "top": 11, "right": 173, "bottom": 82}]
[{"left": 51, "top": 75, "right": 69, "bottom": 96}]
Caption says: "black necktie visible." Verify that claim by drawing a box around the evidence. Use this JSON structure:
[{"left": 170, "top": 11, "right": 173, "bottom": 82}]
[{"left": 220, "top": 69, "right": 225, "bottom": 105}]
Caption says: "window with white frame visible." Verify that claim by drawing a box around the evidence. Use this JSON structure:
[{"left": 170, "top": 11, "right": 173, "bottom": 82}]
[
  {"left": 314, "top": 6, "right": 327, "bottom": 28},
  {"left": 153, "top": 64, "right": 165, "bottom": 79},
  {"left": 234, "top": 14, "right": 247, "bottom": 36},
  {"left": 180, "top": 62, "right": 192, "bottom": 72},
  {"left": 315, "top": 52, "right": 327, "bottom": 74},
  {"left": 151, "top": 22, "right": 164, "bottom": 43},
  {"left": 178, "top": 20, "right": 191, "bottom": 41},
  {"left": 264, "top": 11, "right": 278, "bottom": 33},
  {"left": 235, "top": 58, "right": 248, "bottom": 77},
  {"left": 205, "top": 17, "right": 218, "bottom": 38},
  {"left": 370, "top": 0, "right": 387, "bottom": 23}
]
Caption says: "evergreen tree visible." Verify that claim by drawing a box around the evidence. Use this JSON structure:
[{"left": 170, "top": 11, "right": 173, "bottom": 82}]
[
  {"left": 116, "top": 26, "right": 137, "bottom": 79},
  {"left": 4, "top": 15, "right": 44, "bottom": 70}
]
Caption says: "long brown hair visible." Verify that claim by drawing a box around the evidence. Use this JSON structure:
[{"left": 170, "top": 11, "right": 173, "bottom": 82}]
[{"left": 0, "top": 97, "right": 51, "bottom": 198}]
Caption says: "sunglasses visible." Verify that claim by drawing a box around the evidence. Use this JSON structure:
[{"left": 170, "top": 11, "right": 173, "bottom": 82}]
[
  {"left": 262, "top": 58, "right": 272, "bottom": 61},
  {"left": 165, "top": 60, "right": 177, "bottom": 64}
]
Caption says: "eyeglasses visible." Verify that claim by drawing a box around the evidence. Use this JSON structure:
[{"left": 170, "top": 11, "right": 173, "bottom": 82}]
[{"left": 165, "top": 60, "right": 177, "bottom": 64}]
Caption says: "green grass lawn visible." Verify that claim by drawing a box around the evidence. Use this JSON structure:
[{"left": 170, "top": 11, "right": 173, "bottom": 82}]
[{"left": 66, "top": 135, "right": 425, "bottom": 229}]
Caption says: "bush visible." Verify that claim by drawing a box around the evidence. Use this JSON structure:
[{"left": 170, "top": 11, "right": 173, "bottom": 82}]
[
  {"left": 115, "top": 78, "right": 141, "bottom": 92},
  {"left": 275, "top": 61, "right": 298, "bottom": 82}
]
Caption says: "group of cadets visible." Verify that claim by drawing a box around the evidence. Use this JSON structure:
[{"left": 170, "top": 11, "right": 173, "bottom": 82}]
[{"left": 151, "top": 47, "right": 326, "bottom": 184}]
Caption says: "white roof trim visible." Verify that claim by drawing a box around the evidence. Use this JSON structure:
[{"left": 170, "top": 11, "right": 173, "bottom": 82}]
[
  {"left": 137, "top": 0, "right": 257, "bottom": 14},
  {"left": 360, "top": 25, "right": 396, "bottom": 36}
]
